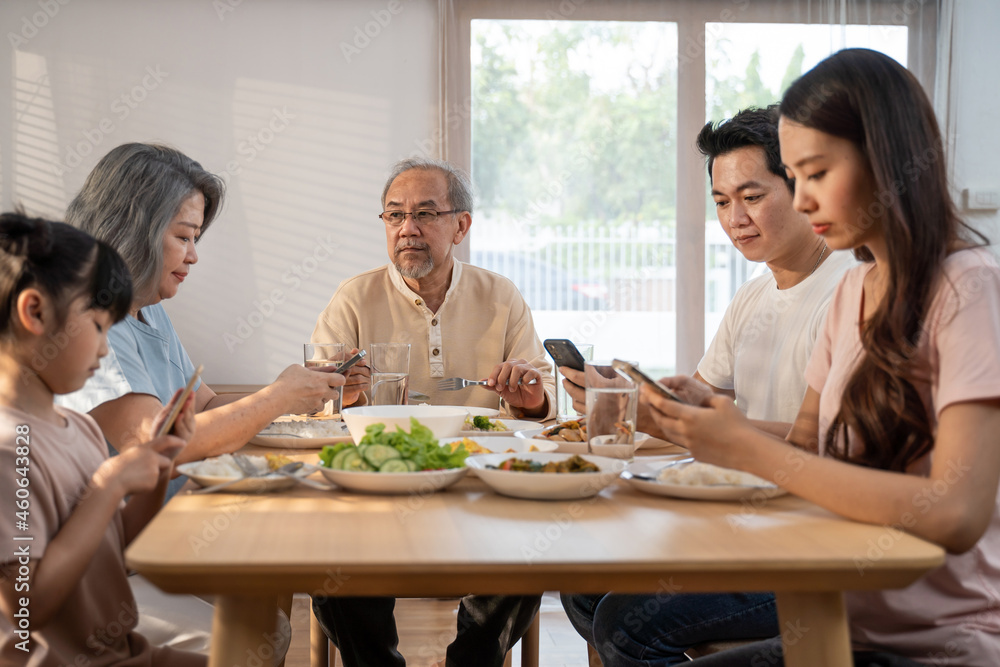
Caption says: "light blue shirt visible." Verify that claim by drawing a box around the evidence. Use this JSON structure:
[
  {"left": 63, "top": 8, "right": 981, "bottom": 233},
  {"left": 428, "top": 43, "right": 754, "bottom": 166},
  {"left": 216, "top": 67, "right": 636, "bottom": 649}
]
[
  {"left": 57, "top": 303, "right": 201, "bottom": 499},
  {"left": 59, "top": 303, "right": 201, "bottom": 413}
]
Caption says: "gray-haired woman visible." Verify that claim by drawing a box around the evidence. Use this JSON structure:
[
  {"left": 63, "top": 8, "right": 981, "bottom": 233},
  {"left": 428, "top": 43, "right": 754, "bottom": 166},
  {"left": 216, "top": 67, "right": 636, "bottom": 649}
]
[{"left": 60, "top": 143, "right": 354, "bottom": 480}]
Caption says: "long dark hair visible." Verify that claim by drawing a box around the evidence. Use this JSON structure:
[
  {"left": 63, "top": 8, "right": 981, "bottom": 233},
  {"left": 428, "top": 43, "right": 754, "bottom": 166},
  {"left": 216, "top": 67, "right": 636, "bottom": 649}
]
[
  {"left": 0, "top": 210, "right": 132, "bottom": 337},
  {"left": 780, "top": 48, "right": 987, "bottom": 471}
]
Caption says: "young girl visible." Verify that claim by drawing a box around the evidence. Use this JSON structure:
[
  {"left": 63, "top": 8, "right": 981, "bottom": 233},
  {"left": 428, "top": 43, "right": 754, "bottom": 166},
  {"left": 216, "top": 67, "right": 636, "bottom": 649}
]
[
  {"left": 0, "top": 211, "right": 202, "bottom": 667},
  {"left": 643, "top": 49, "right": 1000, "bottom": 666}
]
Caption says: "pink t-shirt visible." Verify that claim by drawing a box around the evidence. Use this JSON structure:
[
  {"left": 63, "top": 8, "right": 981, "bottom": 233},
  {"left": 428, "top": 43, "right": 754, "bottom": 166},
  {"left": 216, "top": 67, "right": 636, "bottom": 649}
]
[
  {"left": 805, "top": 247, "right": 1000, "bottom": 665},
  {"left": 0, "top": 405, "right": 198, "bottom": 667}
]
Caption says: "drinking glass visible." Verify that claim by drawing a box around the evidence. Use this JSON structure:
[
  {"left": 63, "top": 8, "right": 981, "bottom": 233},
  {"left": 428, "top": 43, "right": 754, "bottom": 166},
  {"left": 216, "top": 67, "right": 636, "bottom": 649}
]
[
  {"left": 555, "top": 343, "right": 594, "bottom": 421},
  {"left": 304, "top": 343, "right": 349, "bottom": 417},
  {"left": 584, "top": 360, "right": 638, "bottom": 460},
  {"left": 369, "top": 343, "right": 411, "bottom": 405}
]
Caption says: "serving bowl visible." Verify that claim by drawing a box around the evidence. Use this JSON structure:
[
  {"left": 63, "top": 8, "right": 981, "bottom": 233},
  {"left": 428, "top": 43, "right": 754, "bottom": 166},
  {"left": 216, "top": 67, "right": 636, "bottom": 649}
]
[
  {"left": 341, "top": 405, "right": 468, "bottom": 444},
  {"left": 465, "top": 452, "right": 626, "bottom": 500}
]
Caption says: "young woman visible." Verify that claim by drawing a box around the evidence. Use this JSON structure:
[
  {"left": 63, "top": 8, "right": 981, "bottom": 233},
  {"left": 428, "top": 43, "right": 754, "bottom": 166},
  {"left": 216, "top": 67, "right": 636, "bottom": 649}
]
[
  {"left": 642, "top": 48, "right": 1000, "bottom": 666},
  {"left": 0, "top": 212, "right": 202, "bottom": 666}
]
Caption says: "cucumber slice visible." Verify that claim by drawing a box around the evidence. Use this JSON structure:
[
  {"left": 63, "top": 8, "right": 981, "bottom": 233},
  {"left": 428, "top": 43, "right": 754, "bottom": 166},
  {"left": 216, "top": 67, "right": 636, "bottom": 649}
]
[
  {"left": 362, "top": 444, "right": 402, "bottom": 468},
  {"left": 403, "top": 459, "right": 418, "bottom": 472},
  {"left": 340, "top": 448, "right": 374, "bottom": 472},
  {"left": 330, "top": 446, "right": 357, "bottom": 470},
  {"left": 379, "top": 459, "right": 411, "bottom": 473}
]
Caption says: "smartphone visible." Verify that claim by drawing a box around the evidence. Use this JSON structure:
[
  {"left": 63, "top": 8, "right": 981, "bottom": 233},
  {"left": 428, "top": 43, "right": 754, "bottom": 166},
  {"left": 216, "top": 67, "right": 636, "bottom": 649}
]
[
  {"left": 334, "top": 349, "right": 366, "bottom": 374},
  {"left": 156, "top": 364, "right": 203, "bottom": 437},
  {"left": 611, "top": 359, "right": 686, "bottom": 403},
  {"left": 543, "top": 338, "right": 587, "bottom": 372}
]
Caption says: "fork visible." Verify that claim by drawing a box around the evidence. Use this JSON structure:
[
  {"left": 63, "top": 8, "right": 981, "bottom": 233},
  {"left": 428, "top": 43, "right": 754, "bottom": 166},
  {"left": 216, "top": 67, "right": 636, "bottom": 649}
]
[{"left": 437, "top": 377, "right": 539, "bottom": 391}]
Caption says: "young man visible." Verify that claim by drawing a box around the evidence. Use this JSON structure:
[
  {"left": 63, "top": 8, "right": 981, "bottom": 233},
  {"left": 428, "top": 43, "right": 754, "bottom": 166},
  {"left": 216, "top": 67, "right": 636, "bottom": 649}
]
[{"left": 560, "top": 106, "right": 855, "bottom": 665}]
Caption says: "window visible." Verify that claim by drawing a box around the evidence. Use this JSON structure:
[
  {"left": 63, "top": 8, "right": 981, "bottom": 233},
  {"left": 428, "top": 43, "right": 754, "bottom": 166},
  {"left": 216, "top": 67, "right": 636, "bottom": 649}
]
[{"left": 448, "top": 0, "right": 936, "bottom": 375}]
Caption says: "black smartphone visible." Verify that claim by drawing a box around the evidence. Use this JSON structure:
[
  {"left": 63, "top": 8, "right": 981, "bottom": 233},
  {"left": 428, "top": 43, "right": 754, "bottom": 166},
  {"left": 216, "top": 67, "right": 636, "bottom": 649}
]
[
  {"left": 334, "top": 349, "right": 366, "bottom": 374},
  {"left": 543, "top": 338, "right": 586, "bottom": 372},
  {"left": 611, "top": 359, "right": 686, "bottom": 403}
]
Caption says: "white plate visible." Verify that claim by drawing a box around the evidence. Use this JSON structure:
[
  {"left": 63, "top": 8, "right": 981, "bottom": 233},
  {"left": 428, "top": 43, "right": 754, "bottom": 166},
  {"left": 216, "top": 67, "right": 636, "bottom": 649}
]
[
  {"left": 249, "top": 416, "right": 352, "bottom": 449},
  {"left": 177, "top": 462, "right": 309, "bottom": 493},
  {"left": 466, "top": 452, "right": 626, "bottom": 500},
  {"left": 622, "top": 459, "right": 787, "bottom": 501},
  {"left": 514, "top": 427, "right": 658, "bottom": 453},
  {"left": 317, "top": 466, "right": 468, "bottom": 495},
  {"left": 460, "top": 418, "right": 539, "bottom": 437}
]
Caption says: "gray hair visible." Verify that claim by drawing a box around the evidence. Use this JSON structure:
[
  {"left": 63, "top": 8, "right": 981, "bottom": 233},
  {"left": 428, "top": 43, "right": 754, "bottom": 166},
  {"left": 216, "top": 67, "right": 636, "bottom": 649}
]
[
  {"left": 65, "top": 143, "right": 225, "bottom": 303},
  {"left": 381, "top": 157, "right": 475, "bottom": 215}
]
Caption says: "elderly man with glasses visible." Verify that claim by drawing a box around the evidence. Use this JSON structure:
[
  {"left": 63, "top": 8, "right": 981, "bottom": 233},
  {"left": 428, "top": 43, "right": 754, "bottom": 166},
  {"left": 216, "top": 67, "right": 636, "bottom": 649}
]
[{"left": 310, "top": 156, "right": 554, "bottom": 667}]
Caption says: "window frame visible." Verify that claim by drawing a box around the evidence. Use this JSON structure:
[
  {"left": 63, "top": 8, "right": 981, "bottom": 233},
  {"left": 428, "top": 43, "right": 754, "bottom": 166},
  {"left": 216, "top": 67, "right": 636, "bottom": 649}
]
[{"left": 443, "top": 0, "right": 937, "bottom": 372}]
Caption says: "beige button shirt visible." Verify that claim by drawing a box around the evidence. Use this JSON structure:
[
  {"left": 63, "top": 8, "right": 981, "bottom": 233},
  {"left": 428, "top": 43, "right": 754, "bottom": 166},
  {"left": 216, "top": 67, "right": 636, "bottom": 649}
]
[{"left": 312, "top": 261, "right": 556, "bottom": 419}]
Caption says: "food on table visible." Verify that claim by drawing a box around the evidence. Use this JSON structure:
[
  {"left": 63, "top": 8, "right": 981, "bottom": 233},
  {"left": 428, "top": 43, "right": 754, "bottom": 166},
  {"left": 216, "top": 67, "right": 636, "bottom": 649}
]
[
  {"left": 464, "top": 415, "right": 510, "bottom": 432},
  {"left": 448, "top": 437, "right": 493, "bottom": 455},
  {"left": 319, "top": 418, "right": 468, "bottom": 473},
  {"left": 260, "top": 417, "right": 349, "bottom": 438},
  {"left": 186, "top": 454, "right": 268, "bottom": 478},
  {"left": 487, "top": 454, "right": 599, "bottom": 473},
  {"left": 657, "top": 461, "right": 772, "bottom": 487},
  {"left": 265, "top": 453, "right": 294, "bottom": 470},
  {"left": 504, "top": 445, "right": 540, "bottom": 453},
  {"left": 536, "top": 419, "right": 587, "bottom": 442}
]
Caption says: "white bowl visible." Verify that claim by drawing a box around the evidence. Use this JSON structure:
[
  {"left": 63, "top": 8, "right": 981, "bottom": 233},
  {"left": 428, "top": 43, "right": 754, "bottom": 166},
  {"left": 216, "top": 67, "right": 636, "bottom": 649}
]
[
  {"left": 318, "top": 466, "right": 468, "bottom": 495},
  {"left": 465, "top": 452, "right": 626, "bottom": 500},
  {"left": 341, "top": 405, "right": 468, "bottom": 444}
]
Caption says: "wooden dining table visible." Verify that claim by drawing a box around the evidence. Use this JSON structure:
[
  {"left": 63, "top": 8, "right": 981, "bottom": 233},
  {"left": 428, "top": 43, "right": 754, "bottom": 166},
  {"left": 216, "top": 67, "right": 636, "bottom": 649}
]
[{"left": 126, "top": 444, "right": 944, "bottom": 667}]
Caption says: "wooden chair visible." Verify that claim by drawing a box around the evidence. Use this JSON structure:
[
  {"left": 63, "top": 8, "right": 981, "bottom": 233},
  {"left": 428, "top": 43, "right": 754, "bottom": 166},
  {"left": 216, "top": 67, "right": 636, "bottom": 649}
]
[{"left": 310, "top": 604, "right": 540, "bottom": 667}]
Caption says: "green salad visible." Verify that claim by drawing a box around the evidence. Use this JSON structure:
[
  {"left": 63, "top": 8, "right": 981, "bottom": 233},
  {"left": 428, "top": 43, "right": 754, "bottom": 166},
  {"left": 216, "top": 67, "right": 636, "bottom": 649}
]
[{"left": 319, "top": 418, "right": 469, "bottom": 473}]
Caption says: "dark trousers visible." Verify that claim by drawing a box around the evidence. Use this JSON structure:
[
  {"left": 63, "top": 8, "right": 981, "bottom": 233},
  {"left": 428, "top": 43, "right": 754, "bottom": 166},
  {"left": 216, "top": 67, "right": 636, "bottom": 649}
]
[{"left": 311, "top": 594, "right": 541, "bottom": 667}]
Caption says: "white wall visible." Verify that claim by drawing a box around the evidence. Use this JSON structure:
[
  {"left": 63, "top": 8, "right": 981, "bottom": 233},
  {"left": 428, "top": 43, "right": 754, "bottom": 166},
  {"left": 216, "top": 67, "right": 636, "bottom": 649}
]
[
  {"left": 0, "top": 0, "right": 439, "bottom": 384},
  {"left": 2, "top": 0, "right": 998, "bottom": 384}
]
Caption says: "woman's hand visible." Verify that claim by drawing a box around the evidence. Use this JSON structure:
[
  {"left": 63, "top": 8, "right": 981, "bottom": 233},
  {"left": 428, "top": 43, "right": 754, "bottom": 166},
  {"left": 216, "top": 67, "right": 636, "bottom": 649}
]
[
  {"left": 272, "top": 363, "right": 347, "bottom": 415},
  {"left": 641, "top": 382, "right": 752, "bottom": 469}
]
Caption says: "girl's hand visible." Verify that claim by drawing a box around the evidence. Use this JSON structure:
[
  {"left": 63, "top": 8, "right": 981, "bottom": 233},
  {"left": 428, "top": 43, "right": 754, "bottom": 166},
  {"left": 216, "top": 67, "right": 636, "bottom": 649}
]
[
  {"left": 93, "top": 440, "right": 180, "bottom": 497},
  {"left": 641, "top": 385, "right": 752, "bottom": 469},
  {"left": 151, "top": 387, "right": 197, "bottom": 445}
]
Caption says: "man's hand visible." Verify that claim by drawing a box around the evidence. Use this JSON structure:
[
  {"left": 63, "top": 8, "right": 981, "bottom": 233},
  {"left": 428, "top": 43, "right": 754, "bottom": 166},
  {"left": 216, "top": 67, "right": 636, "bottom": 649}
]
[
  {"left": 340, "top": 348, "right": 371, "bottom": 406},
  {"left": 560, "top": 366, "right": 587, "bottom": 415},
  {"left": 486, "top": 359, "right": 545, "bottom": 412}
]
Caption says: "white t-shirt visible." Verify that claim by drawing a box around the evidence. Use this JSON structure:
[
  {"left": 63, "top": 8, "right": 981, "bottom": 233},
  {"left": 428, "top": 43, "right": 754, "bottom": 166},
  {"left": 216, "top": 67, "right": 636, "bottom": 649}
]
[{"left": 697, "top": 250, "right": 856, "bottom": 423}]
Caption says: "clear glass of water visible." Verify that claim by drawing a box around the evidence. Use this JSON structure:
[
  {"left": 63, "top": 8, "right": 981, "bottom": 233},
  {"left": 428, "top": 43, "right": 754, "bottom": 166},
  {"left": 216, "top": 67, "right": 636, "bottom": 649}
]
[
  {"left": 584, "top": 360, "right": 638, "bottom": 460},
  {"left": 304, "top": 343, "right": 348, "bottom": 416},
  {"left": 369, "top": 343, "right": 411, "bottom": 405}
]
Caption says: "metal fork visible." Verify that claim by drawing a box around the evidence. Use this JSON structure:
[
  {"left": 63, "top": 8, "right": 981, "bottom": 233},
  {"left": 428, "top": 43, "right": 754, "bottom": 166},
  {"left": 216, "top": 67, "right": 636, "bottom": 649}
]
[{"left": 436, "top": 377, "right": 539, "bottom": 391}]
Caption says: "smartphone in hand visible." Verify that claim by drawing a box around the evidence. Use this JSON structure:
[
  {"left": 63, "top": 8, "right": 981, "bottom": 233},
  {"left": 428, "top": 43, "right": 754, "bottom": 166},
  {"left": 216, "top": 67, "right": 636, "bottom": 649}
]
[
  {"left": 156, "top": 364, "right": 203, "bottom": 437},
  {"left": 543, "top": 339, "right": 587, "bottom": 372},
  {"left": 334, "top": 349, "right": 366, "bottom": 374},
  {"left": 611, "top": 359, "right": 686, "bottom": 404}
]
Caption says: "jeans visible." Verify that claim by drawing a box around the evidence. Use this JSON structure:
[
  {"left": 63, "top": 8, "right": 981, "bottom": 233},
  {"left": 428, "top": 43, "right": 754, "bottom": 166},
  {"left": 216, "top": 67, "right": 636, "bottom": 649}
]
[
  {"left": 685, "top": 636, "right": 926, "bottom": 666},
  {"left": 311, "top": 594, "right": 541, "bottom": 667},
  {"left": 560, "top": 592, "right": 778, "bottom": 667}
]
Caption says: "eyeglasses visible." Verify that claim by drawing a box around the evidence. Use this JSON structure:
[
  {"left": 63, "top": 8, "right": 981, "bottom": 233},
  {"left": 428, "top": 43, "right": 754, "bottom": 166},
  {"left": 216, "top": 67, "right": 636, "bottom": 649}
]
[{"left": 378, "top": 209, "right": 463, "bottom": 227}]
